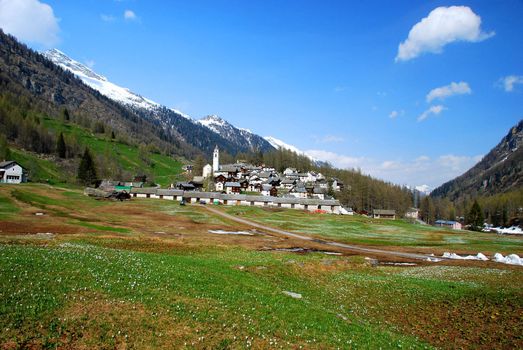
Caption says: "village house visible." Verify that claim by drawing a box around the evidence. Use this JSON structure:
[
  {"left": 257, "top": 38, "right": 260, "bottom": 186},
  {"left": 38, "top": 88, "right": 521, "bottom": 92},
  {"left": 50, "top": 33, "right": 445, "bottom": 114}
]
[
  {"left": 130, "top": 187, "right": 343, "bottom": 214},
  {"left": 202, "top": 164, "right": 213, "bottom": 178},
  {"left": 331, "top": 178, "right": 344, "bottom": 192},
  {"left": 435, "top": 220, "right": 462, "bottom": 230},
  {"left": 312, "top": 186, "right": 326, "bottom": 200},
  {"left": 283, "top": 167, "right": 298, "bottom": 176},
  {"left": 405, "top": 208, "right": 419, "bottom": 220},
  {"left": 280, "top": 178, "right": 296, "bottom": 190},
  {"left": 175, "top": 182, "right": 196, "bottom": 191},
  {"left": 190, "top": 176, "right": 205, "bottom": 191},
  {"left": 261, "top": 184, "right": 278, "bottom": 197},
  {"left": 224, "top": 182, "right": 241, "bottom": 194},
  {"left": 290, "top": 183, "right": 308, "bottom": 199},
  {"left": 373, "top": 209, "right": 396, "bottom": 220},
  {"left": 0, "top": 161, "right": 26, "bottom": 184}
]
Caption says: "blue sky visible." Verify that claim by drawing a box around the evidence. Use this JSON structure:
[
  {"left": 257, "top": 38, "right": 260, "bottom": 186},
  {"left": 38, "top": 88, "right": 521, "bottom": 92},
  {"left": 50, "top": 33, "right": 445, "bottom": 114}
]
[{"left": 1, "top": 0, "right": 522, "bottom": 189}]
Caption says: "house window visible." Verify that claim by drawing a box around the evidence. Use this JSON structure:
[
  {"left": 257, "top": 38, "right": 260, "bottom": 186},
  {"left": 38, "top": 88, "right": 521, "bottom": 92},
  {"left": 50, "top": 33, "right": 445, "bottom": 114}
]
[
  {"left": 317, "top": 205, "right": 321, "bottom": 210},
  {"left": 264, "top": 202, "right": 268, "bottom": 206},
  {"left": 133, "top": 193, "right": 137, "bottom": 197},
  {"left": 224, "top": 200, "right": 228, "bottom": 205},
  {"left": 291, "top": 204, "right": 295, "bottom": 209},
  {"left": 304, "top": 205, "right": 308, "bottom": 210},
  {"left": 6, "top": 175, "right": 19, "bottom": 180},
  {"left": 278, "top": 203, "right": 281, "bottom": 208},
  {"left": 250, "top": 201, "right": 254, "bottom": 206},
  {"left": 159, "top": 195, "right": 163, "bottom": 199},
  {"left": 146, "top": 194, "right": 150, "bottom": 198}
]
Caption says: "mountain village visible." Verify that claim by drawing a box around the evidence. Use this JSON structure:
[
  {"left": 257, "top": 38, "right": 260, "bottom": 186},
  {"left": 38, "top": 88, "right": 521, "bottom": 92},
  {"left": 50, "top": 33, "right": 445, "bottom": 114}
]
[
  {"left": 183, "top": 146, "right": 344, "bottom": 200},
  {"left": 127, "top": 146, "right": 350, "bottom": 215}
]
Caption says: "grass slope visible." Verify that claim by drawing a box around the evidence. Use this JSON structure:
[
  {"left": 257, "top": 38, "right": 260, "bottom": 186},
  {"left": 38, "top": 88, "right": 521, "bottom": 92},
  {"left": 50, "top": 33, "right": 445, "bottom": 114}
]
[
  {"left": 12, "top": 117, "right": 184, "bottom": 187},
  {"left": 0, "top": 184, "right": 522, "bottom": 349}
]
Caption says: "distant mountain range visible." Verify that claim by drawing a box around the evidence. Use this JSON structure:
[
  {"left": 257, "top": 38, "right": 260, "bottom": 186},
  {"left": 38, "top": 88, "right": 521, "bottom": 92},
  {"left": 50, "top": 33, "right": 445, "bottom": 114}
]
[
  {"left": 431, "top": 120, "right": 523, "bottom": 200},
  {"left": 43, "top": 49, "right": 275, "bottom": 156}
]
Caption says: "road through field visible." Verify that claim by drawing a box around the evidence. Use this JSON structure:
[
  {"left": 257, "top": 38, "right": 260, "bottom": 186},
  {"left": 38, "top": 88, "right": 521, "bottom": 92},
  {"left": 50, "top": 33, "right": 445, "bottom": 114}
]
[{"left": 204, "top": 206, "right": 436, "bottom": 261}]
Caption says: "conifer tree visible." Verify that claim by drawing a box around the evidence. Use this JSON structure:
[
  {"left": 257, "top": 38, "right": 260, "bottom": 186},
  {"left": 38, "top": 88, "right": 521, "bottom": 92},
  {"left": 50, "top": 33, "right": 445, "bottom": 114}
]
[
  {"left": 77, "top": 148, "right": 97, "bottom": 185},
  {"left": 467, "top": 200, "right": 484, "bottom": 231},
  {"left": 56, "top": 132, "right": 66, "bottom": 158}
]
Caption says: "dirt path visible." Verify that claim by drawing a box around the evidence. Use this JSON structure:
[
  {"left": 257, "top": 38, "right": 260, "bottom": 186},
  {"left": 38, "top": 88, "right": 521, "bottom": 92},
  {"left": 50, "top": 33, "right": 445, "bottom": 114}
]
[{"left": 204, "top": 206, "right": 436, "bottom": 261}]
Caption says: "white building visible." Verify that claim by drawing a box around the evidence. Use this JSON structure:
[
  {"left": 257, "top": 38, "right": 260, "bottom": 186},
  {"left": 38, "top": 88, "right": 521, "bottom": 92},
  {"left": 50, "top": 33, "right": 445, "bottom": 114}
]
[
  {"left": 283, "top": 167, "right": 297, "bottom": 176},
  {"left": 212, "top": 146, "right": 220, "bottom": 173},
  {"left": 202, "top": 164, "right": 213, "bottom": 178},
  {"left": 0, "top": 161, "right": 26, "bottom": 184}
]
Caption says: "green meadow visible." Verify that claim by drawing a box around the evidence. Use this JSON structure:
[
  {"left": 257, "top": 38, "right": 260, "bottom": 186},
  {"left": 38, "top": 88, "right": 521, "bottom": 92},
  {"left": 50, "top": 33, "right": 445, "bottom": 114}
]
[
  {"left": 0, "top": 184, "right": 522, "bottom": 349},
  {"left": 223, "top": 206, "right": 523, "bottom": 255}
]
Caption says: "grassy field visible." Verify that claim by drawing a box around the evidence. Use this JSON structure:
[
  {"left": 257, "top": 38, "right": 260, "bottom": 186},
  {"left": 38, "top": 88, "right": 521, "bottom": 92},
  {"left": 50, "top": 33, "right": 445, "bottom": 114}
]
[
  {"left": 0, "top": 184, "right": 522, "bottom": 349},
  {"left": 222, "top": 206, "right": 523, "bottom": 255}
]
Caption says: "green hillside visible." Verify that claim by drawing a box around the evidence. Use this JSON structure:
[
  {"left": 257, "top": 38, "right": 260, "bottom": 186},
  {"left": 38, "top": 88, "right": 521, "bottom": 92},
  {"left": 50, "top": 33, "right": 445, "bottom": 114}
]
[{"left": 5, "top": 116, "right": 184, "bottom": 187}]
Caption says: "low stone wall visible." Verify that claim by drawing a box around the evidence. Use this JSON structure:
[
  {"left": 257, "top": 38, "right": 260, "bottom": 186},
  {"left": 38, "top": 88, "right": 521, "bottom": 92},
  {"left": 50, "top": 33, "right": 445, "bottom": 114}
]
[{"left": 130, "top": 188, "right": 341, "bottom": 214}]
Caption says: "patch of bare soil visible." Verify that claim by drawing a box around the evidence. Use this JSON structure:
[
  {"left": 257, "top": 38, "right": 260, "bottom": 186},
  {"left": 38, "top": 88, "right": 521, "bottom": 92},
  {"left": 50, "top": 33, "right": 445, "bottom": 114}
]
[
  {"left": 391, "top": 297, "right": 523, "bottom": 349},
  {"left": 0, "top": 220, "right": 84, "bottom": 235}
]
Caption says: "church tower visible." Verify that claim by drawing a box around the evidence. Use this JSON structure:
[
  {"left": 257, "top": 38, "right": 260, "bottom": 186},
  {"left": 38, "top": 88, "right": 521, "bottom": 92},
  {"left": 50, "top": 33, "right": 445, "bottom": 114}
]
[{"left": 212, "top": 145, "right": 219, "bottom": 173}]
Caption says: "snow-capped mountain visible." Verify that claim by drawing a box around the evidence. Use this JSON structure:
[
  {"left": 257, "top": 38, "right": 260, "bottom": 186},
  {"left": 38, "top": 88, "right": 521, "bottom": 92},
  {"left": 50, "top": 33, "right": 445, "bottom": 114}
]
[
  {"left": 264, "top": 136, "right": 304, "bottom": 155},
  {"left": 42, "top": 48, "right": 276, "bottom": 155},
  {"left": 43, "top": 49, "right": 160, "bottom": 111},
  {"left": 197, "top": 115, "right": 274, "bottom": 153},
  {"left": 415, "top": 184, "right": 432, "bottom": 195}
]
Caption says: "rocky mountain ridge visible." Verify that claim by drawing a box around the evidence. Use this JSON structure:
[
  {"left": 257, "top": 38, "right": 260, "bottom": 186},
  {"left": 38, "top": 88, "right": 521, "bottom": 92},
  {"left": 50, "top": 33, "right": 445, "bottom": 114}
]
[{"left": 431, "top": 120, "right": 523, "bottom": 200}]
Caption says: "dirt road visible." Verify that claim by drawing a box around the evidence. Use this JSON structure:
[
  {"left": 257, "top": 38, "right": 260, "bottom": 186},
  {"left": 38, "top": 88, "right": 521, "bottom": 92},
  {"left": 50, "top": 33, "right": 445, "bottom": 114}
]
[{"left": 204, "top": 206, "right": 437, "bottom": 261}]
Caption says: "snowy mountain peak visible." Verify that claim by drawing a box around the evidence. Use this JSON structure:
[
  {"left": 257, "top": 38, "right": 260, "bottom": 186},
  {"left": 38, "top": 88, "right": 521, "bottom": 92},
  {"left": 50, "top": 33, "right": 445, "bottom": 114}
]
[
  {"left": 415, "top": 184, "right": 432, "bottom": 195},
  {"left": 42, "top": 48, "right": 273, "bottom": 153},
  {"left": 264, "top": 136, "right": 302, "bottom": 154},
  {"left": 264, "top": 136, "right": 317, "bottom": 162},
  {"left": 196, "top": 116, "right": 274, "bottom": 152},
  {"left": 43, "top": 49, "right": 159, "bottom": 111},
  {"left": 199, "top": 114, "right": 227, "bottom": 126},
  {"left": 44, "top": 49, "right": 107, "bottom": 82}
]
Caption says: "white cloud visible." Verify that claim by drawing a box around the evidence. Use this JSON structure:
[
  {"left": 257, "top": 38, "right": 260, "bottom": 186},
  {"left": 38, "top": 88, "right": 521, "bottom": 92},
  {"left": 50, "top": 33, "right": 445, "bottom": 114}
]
[
  {"left": 389, "top": 109, "right": 404, "bottom": 119},
  {"left": 438, "top": 154, "right": 483, "bottom": 171},
  {"left": 417, "top": 105, "right": 446, "bottom": 122},
  {"left": 0, "top": 0, "right": 59, "bottom": 47},
  {"left": 415, "top": 155, "right": 430, "bottom": 162},
  {"left": 124, "top": 9, "right": 137, "bottom": 20},
  {"left": 499, "top": 75, "right": 523, "bottom": 92},
  {"left": 372, "top": 154, "right": 483, "bottom": 188},
  {"left": 426, "top": 81, "right": 471, "bottom": 102},
  {"left": 302, "top": 149, "right": 482, "bottom": 188},
  {"left": 101, "top": 14, "right": 116, "bottom": 22},
  {"left": 381, "top": 160, "right": 401, "bottom": 170},
  {"left": 396, "top": 6, "right": 494, "bottom": 62},
  {"left": 304, "top": 149, "right": 368, "bottom": 169}
]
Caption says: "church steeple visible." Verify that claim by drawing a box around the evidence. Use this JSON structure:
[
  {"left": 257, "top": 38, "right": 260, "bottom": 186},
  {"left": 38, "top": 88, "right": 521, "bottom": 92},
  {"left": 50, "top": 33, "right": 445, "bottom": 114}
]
[{"left": 212, "top": 145, "right": 219, "bottom": 173}]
